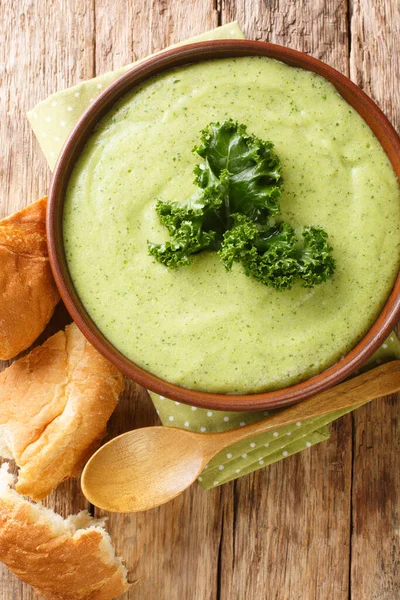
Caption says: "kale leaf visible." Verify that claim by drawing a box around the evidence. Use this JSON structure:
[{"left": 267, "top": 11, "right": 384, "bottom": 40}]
[
  {"left": 298, "top": 226, "right": 336, "bottom": 287},
  {"left": 148, "top": 119, "right": 335, "bottom": 290},
  {"left": 219, "top": 215, "right": 298, "bottom": 290},
  {"left": 147, "top": 186, "right": 224, "bottom": 268},
  {"left": 194, "top": 120, "right": 283, "bottom": 223},
  {"left": 219, "top": 216, "right": 335, "bottom": 291}
]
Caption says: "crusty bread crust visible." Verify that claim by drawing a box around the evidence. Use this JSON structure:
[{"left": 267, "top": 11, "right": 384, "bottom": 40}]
[
  {"left": 0, "top": 197, "right": 60, "bottom": 360},
  {"left": 0, "top": 464, "right": 132, "bottom": 599},
  {"left": 0, "top": 323, "right": 125, "bottom": 499}
]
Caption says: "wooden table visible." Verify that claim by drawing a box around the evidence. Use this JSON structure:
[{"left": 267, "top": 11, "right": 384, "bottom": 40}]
[{"left": 1, "top": 1, "right": 399, "bottom": 598}]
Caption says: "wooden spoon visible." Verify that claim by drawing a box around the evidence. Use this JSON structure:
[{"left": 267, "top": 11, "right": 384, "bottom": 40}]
[{"left": 81, "top": 361, "right": 400, "bottom": 512}]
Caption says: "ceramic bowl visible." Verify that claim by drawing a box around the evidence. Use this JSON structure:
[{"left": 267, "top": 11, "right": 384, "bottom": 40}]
[{"left": 48, "top": 40, "right": 400, "bottom": 411}]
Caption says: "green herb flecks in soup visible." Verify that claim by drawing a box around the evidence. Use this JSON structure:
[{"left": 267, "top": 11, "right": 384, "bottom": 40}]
[{"left": 64, "top": 57, "right": 400, "bottom": 394}]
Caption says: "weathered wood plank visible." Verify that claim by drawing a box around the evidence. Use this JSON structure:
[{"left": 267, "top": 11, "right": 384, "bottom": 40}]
[
  {"left": 0, "top": 1, "right": 94, "bottom": 597},
  {"left": 0, "top": 0, "right": 95, "bottom": 219},
  {"left": 100, "top": 385, "right": 229, "bottom": 599},
  {"left": 350, "top": 0, "right": 400, "bottom": 131},
  {"left": 217, "top": 2, "right": 353, "bottom": 599},
  {"left": 351, "top": 395, "right": 400, "bottom": 600},
  {"left": 92, "top": 3, "right": 223, "bottom": 598},
  {"left": 350, "top": 3, "right": 400, "bottom": 598},
  {"left": 219, "top": 419, "right": 352, "bottom": 600},
  {"left": 221, "top": 0, "right": 350, "bottom": 75},
  {"left": 94, "top": 0, "right": 218, "bottom": 71}
]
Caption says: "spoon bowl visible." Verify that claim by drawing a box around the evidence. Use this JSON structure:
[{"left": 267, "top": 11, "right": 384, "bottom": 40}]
[{"left": 81, "top": 427, "right": 207, "bottom": 512}]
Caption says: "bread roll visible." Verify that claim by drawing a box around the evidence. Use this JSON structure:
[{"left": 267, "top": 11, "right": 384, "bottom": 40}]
[
  {"left": 0, "top": 463, "right": 132, "bottom": 599},
  {"left": 0, "top": 197, "right": 60, "bottom": 360},
  {"left": 0, "top": 322, "right": 125, "bottom": 499}
]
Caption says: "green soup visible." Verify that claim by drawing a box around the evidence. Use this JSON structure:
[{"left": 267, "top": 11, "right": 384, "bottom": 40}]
[{"left": 63, "top": 57, "right": 400, "bottom": 394}]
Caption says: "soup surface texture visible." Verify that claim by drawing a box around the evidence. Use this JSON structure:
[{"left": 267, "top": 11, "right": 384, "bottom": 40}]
[{"left": 64, "top": 57, "right": 400, "bottom": 393}]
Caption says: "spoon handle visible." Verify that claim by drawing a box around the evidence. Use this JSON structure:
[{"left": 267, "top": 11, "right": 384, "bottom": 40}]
[{"left": 201, "top": 361, "right": 400, "bottom": 460}]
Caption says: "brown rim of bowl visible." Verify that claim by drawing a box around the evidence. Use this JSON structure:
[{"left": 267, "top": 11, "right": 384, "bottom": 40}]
[{"left": 48, "top": 39, "right": 400, "bottom": 412}]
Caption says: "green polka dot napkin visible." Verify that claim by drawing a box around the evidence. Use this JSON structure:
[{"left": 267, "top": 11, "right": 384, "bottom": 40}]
[{"left": 27, "top": 22, "right": 400, "bottom": 490}]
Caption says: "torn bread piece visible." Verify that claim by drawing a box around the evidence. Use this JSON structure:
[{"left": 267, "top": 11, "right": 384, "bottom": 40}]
[
  {"left": 0, "top": 197, "right": 60, "bottom": 360},
  {"left": 0, "top": 463, "right": 132, "bottom": 599},
  {"left": 0, "top": 322, "right": 125, "bottom": 499}
]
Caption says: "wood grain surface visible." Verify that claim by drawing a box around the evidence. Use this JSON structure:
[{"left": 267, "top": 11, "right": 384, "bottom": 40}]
[{"left": 0, "top": 1, "right": 399, "bottom": 599}]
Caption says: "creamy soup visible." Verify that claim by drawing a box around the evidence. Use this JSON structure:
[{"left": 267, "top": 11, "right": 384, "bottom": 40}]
[{"left": 63, "top": 57, "right": 400, "bottom": 393}]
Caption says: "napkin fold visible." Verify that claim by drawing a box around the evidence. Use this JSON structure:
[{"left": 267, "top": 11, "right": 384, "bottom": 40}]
[{"left": 27, "top": 22, "right": 400, "bottom": 489}]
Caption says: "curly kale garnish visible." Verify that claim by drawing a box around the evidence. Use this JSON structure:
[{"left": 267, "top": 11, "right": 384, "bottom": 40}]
[
  {"left": 219, "top": 215, "right": 298, "bottom": 290},
  {"left": 148, "top": 119, "right": 335, "bottom": 290},
  {"left": 147, "top": 186, "right": 223, "bottom": 268},
  {"left": 298, "top": 226, "right": 336, "bottom": 287},
  {"left": 220, "top": 216, "right": 335, "bottom": 291}
]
